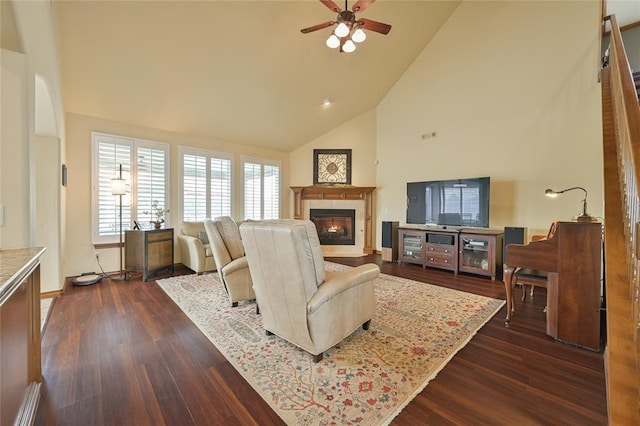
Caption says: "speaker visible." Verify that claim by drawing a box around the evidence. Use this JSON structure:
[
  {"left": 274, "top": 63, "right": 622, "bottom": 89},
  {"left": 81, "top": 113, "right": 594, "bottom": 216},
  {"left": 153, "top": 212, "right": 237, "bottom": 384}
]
[
  {"left": 381, "top": 221, "right": 399, "bottom": 262},
  {"left": 504, "top": 227, "right": 528, "bottom": 255},
  {"left": 427, "top": 233, "right": 456, "bottom": 245}
]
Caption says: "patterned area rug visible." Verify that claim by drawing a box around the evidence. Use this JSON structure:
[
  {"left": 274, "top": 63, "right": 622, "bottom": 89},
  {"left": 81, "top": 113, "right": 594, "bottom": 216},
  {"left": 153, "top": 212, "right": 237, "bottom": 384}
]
[{"left": 157, "top": 263, "right": 504, "bottom": 425}]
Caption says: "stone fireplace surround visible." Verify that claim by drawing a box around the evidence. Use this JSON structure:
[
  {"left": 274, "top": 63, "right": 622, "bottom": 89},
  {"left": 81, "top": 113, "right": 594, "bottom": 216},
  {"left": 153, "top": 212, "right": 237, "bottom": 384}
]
[{"left": 290, "top": 186, "right": 375, "bottom": 256}]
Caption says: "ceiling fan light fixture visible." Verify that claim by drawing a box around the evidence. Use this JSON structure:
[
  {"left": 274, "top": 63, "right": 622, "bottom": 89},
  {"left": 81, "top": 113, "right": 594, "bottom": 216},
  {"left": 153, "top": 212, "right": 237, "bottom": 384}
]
[
  {"left": 300, "top": 0, "right": 391, "bottom": 53},
  {"left": 352, "top": 28, "right": 366, "bottom": 43},
  {"left": 326, "top": 34, "right": 340, "bottom": 48},
  {"left": 335, "top": 22, "right": 350, "bottom": 37},
  {"left": 343, "top": 39, "right": 356, "bottom": 53}
]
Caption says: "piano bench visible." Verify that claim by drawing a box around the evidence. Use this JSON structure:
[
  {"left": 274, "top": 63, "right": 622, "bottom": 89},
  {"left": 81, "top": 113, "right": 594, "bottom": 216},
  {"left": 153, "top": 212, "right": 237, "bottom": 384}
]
[{"left": 514, "top": 268, "right": 548, "bottom": 301}]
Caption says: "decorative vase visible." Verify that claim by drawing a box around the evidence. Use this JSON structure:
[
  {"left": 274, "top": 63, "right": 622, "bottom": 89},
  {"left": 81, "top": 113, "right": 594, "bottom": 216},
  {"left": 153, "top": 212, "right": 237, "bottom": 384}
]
[{"left": 151, "top": 219, "right": 164, "bottom": 229}]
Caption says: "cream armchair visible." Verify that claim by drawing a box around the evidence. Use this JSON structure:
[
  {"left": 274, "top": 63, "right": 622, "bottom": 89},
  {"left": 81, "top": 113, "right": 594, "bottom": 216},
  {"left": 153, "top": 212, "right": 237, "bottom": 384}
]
[
  {"left": 177, "top": 222, "right": 216, "bottom": 274},
  {"left": 239, "top": 219, "right": 379, "bottom": 362},
  {"left": 204, "top": 217, "right": 255, "bottom": 307}
]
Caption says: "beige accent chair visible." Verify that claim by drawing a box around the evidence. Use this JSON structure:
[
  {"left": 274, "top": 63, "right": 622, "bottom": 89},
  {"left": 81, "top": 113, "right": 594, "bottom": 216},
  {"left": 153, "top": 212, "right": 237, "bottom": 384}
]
[
  {"left": 177, "top": 222, "right": 216, "bottom": 274},
  {"left": 239, "top": 219, "right": 379, "bottom": 362},
  {"left": 204, "top": 217, "right": 255, "bottom": 307}
]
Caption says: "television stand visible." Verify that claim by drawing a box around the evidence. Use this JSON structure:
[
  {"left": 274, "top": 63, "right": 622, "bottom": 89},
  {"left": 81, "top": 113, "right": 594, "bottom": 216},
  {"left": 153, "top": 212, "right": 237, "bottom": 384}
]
[
  {"left": 398, "top": 227, "right": 458, "bottom": 274},
  {"left": 398, "top": 226, "right": 504, "bottom": 279}
]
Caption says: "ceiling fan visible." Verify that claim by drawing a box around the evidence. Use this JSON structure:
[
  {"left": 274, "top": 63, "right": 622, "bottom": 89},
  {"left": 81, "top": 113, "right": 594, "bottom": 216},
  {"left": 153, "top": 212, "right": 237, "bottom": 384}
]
[{"left": 301, "top": 0, "right": 392, "bottom": 53}]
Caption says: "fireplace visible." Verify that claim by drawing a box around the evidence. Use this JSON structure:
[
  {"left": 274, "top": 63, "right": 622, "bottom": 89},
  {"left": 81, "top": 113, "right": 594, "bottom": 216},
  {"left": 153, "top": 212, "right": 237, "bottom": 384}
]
[
  {"left": 310, "top": 209, "right": 356, "bottom": 246},
  {"left": 291, "top": 186, "right": 375, "bottom": 255}
]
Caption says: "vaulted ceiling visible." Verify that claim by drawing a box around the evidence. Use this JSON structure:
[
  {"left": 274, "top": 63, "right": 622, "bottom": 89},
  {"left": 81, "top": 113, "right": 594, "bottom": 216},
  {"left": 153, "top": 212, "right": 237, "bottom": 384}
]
[
  {"left": 54, "top": 1, "right": 640, "bottom": 153},
  {"left": 54, "top": 1, "right": 461, "bottom": 152}
]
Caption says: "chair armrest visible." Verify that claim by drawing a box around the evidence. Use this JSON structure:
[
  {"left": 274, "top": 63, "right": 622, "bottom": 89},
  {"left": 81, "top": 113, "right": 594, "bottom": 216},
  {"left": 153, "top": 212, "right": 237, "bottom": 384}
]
[
  {"left": 222, "top": 256, "right": 248, "bottom": 276},
  {"left": 307, "top": 264, "right": 379, "bottom": 315},
  {"left": 178, "top": 234, "right": 205, "bottom": 252},
  {"left": 177, "top": 234, "right": 206, "bottom": 265}
]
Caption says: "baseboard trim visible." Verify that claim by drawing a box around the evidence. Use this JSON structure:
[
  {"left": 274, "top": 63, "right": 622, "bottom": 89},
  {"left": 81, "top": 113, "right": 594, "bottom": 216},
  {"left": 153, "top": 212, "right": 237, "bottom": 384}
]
[{"left": 41, "top": 289, "right": 63, "bottom": 298}]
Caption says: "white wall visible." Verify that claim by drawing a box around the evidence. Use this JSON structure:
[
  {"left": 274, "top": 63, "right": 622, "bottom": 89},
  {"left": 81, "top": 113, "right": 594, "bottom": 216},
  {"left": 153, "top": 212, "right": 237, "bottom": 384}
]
[
  {"left": 35, "top": 135, "right": 62, "bottom": 293},
  {"left": 289, "top": 109, "right": 378, "bottom": 242},
  {"left": 289, "top": 1, "right": 603, "bottom": 251},
  {"left": 2, "top": 0, "right": 66, "bottom": 292},
  {"left": 0, "top": 49, "right": 30, "bottom": 247},
  {"left": 289, "top": 109, "right": 378, "bottom": 188},
  {"left": 376, "top": 0, "right": 603, "bottom": 245}
]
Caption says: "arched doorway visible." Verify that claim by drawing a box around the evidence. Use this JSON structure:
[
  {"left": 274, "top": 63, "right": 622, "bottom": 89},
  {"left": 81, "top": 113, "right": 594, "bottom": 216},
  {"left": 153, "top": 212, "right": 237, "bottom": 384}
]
[{"left": 34, "top": 74, "right": 63, "bottom": 293}]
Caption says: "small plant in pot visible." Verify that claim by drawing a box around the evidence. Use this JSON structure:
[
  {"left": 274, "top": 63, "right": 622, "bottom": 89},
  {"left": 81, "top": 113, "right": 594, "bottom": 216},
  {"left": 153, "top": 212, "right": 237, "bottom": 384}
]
[{"left": 143, "top": 200, "right": 170, "bottom": 229}]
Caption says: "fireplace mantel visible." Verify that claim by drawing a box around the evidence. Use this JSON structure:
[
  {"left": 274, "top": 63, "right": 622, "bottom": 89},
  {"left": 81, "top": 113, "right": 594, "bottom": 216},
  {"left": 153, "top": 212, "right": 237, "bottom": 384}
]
[{"left": 290, "top": 186, "right": 376, "bottom": 254}]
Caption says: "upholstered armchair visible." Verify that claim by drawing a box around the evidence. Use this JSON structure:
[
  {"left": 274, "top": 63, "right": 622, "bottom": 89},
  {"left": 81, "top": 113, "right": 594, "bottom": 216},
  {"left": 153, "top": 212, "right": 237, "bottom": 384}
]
[
  {"left": 204, "top": 217, "right": 255, "bottom": 307},
  {"left": 177, "top": 222, "right": 216, "bottom": 274},
  {"left": 239, "top": 219, "right": 379, "bottom": 362}
]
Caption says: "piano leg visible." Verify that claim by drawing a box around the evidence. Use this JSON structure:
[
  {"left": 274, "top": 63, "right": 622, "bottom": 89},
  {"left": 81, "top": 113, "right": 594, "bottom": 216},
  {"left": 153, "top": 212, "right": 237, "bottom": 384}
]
[{"left": 503, "top": 266, "right": 518, "bottom": 324}]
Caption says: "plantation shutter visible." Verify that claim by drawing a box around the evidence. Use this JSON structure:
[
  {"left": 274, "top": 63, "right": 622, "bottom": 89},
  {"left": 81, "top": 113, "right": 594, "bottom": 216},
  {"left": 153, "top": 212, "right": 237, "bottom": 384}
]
[
  {"left": 183, "top": 153, "right": 208, "bottom": 222},
  {"left": 92, "top": 132, "right": 170, "bottom": 244},
  {"left": 263, "top": 164, "right": 280, "bottom": 220},
  {"left": 96, "top": 136, "right": 132, "bottom": 238},
  {"left": 243, "top": 162, "right": 262, "bottom": 220},
  {"left": 210, "top": 157, "right": 232, "bottom": 218},
  {"left": 180, "top": 148, "right": 233, "bottom": 221},
  {"left": 137, "top": 146, "right": 168, "bottom": 223},
  {"left": 242, "top": 159, "right": 280, "bottom": 220}
]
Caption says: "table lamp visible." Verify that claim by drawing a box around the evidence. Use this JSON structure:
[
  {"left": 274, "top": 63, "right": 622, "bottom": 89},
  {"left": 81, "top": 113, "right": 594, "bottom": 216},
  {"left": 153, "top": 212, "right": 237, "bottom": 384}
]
[{"left": 544, "top": 186, "right": 597, "bottom": 222}]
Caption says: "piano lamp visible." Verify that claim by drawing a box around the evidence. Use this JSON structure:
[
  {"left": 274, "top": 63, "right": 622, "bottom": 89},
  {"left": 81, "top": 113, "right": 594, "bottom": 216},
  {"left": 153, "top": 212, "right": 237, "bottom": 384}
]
[
  {"left": 544, "top": 187, "right": 597, "bottom": 222},
  {"left": 111, "top": 164, "right": 128, "bottom": 281}
]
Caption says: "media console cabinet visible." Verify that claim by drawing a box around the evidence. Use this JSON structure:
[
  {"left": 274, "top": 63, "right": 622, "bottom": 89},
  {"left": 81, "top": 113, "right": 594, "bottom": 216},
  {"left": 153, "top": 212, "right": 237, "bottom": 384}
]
[{"left": 398, "top": 226, "right": 504, "bottom": 280}]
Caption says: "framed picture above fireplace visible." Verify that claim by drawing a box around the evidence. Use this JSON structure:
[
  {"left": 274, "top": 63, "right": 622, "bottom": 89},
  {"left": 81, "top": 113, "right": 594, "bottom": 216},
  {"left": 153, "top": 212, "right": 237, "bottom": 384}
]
[{"left": 313, "top": 149, "right": 351, "bottom": 185}]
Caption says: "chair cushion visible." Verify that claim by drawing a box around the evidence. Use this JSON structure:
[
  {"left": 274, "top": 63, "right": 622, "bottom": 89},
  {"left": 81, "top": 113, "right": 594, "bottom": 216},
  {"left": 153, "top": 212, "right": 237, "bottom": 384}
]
[
  {"left": 249, "top": 219, "right": 325, "bottom": 286},
  {"left": 215, "top": 216, "right": 245, "bottom": 260},
  {"left": 239, "top": 219, "right": 320, "bottom": 301},
  {"left": 300, "top": 220, "right": 325, "bottom": 286},
  {"left": 198, "top": 231, "right": 209, "bottom": 245},
  {"left": 204, "top": 219, "right": 233, "bottom": 268}
]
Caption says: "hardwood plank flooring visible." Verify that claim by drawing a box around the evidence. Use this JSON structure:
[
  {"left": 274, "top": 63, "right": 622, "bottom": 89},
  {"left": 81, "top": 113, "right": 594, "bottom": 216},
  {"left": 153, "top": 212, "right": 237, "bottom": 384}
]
[{"left": 35, "top": 256, "right": 607, "bottom": 425}]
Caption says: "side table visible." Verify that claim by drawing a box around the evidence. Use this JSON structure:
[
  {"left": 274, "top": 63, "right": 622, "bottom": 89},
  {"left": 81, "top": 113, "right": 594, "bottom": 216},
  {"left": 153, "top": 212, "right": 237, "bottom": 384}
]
[{"left": 125, "top": 228, "right": 174, "bottom": 281}]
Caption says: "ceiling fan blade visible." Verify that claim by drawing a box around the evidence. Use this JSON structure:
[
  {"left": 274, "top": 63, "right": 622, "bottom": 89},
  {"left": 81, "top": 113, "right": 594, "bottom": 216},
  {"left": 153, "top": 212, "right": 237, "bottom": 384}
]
[
  {"left": 320, "top": 0, "right": 342, "bottom": 13},
  {"left": 358, "top": 18, "right": 392, "bottom": 35},
  {"left": 301, "top": 21, "right": 336, "bottom": 34},
  {"left": 351, "top": 0, "right": 376, "bottom": 13}
]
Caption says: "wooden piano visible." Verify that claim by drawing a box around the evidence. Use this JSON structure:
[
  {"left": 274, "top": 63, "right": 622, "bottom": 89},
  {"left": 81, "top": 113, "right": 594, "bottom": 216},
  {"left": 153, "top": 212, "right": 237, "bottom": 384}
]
[{"left": 503, "top": 221, "right": 602, "bottom": 350}]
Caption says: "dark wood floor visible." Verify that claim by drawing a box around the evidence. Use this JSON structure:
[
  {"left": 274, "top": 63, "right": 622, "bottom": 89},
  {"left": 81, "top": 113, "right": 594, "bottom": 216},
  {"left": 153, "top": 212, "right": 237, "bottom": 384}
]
[{"left": 35, "top": 256, "right": 607, "bottom": 425}]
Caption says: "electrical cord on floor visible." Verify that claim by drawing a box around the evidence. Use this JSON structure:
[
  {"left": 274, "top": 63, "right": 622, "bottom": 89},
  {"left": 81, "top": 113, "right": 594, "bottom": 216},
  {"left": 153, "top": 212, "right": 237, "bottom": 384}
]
[{"left": 95, "top": 255, "right": 108, "bottom": 278}]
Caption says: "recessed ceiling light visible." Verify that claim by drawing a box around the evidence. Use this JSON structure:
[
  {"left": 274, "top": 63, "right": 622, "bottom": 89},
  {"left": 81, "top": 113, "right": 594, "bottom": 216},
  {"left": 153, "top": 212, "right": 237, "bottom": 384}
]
[{"left": 322, "top": 98, "right": 332, "bottom": 107}]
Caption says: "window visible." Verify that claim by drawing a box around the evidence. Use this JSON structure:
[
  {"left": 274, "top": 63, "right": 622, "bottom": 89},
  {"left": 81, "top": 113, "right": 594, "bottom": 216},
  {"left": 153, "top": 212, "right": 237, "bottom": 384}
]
[
  {"left": 180, "top": 147, "right": 232, "bottom": 221},
  {"left": 242, "top": 157, "right": 280, "bottom": 220},
  {"left": 92, "top": 132, "right": 170, "bottom": 244}
]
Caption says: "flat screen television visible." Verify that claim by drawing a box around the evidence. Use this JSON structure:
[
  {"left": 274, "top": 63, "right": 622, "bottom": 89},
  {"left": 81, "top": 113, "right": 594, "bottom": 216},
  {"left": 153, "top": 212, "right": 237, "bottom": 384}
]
[{"left": 406, "top": 177, "right": 490, "bottom": 228}]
